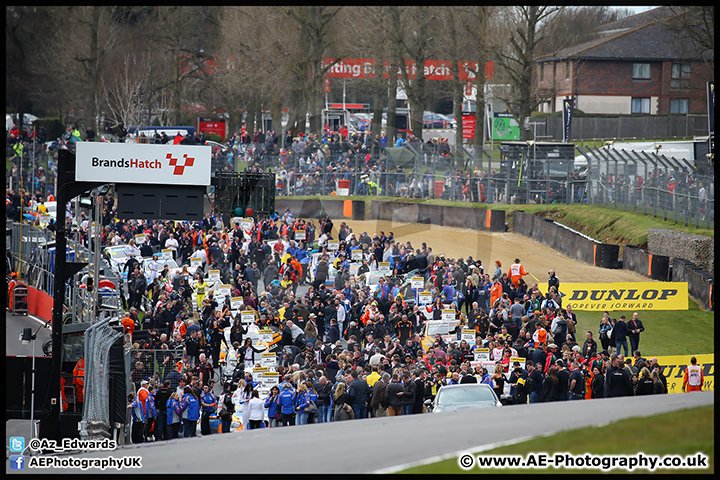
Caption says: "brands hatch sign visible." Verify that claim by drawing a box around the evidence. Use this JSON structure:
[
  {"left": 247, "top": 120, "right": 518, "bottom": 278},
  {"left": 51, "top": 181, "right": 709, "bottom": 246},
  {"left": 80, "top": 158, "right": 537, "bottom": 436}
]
[{"left": 75, "top": 143, "right": 211, "bottom": 186}]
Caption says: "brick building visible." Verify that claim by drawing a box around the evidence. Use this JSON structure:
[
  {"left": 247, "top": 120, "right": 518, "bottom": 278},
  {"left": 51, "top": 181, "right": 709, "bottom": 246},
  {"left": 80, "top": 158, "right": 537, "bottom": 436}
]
[{"left": 535, "top": 7, "right": 714, "bottom": 116}]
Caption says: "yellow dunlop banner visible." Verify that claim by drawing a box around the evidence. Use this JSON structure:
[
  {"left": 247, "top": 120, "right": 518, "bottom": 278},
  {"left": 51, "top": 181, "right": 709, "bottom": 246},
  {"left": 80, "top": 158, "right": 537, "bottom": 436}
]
[
  {"left": 652, "top": 354, "right": 714, "bottom": 394},
  {"left": 560, "top": 282, "right": 688, "bottom": 311}
]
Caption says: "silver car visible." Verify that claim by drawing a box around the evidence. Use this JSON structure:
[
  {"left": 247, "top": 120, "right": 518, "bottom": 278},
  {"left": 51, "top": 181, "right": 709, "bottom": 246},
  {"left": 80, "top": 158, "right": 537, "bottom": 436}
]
[{"left": 426, "top": 383, "right": 503, "bottom": 413}]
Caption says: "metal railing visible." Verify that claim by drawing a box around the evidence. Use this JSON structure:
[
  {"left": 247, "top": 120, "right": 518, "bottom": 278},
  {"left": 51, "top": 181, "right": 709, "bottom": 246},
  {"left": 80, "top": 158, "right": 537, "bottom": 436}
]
[{"left": 128, "top": 347, "right": 186, "bottom": 388}]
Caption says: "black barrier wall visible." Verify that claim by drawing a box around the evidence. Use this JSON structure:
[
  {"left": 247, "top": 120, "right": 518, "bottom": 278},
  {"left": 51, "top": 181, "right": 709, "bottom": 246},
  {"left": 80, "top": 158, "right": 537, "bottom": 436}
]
[
  {"left": 672, "top": 258, "right": 714, "bottom": 311},
  {"left": 623, "top": 245, "right": 670, "bottom": 281},
  {"left": 514, "top": 211, "right": 596, "bottom": 265},
  {"left": 513, "top": 211, "right": 620, "bottom": 268}
]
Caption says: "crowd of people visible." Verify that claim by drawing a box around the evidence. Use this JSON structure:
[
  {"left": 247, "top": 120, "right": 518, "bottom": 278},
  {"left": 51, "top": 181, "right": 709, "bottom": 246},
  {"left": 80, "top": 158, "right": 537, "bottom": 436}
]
[{"left": 92, "top": 204, "right": 683, "bottom": 444}]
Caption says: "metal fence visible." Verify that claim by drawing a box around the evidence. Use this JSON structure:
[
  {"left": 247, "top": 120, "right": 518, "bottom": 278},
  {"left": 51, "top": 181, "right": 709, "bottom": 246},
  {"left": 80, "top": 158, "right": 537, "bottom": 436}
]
[
  {"left": 128, "top": 347, "right": 186, "bottom": 389},
  {"left": 578, "top": 145, "right": 714, "bottom": 228},
  {"left": 7, "top": 222, "right": 124, "bottom": 324},
  {"left": 6, "top": 140, "right": 57, "bottom": 199},
  {"left": 81, "top": 318, "right": 123, "bottom": 439},
  {"left": 233, "top": 139, "right": 713, "bottom": 228}
]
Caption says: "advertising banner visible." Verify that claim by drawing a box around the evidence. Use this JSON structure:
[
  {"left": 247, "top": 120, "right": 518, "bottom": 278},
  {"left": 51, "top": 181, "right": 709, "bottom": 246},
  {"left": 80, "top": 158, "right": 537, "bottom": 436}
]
[
  {"left": 76, "top": 142, "right": 211, "bottom": 186},
  {"left": 652, "top": 354, "right": 714, "bottom": 393},
  {"left": 198, "top": 118, "right": 226, "bottom": 141},
  {"left": 561, "top": 282, "right": 688, "bottom": 311}
]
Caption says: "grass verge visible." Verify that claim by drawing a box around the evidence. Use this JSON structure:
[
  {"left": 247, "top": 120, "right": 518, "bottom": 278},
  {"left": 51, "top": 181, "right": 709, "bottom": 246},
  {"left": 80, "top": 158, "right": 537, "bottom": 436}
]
[
  {"left": 399, "top": 405, "right": 714, "bottom": 474},
  {"left": 573, "top": 298, "right": 715, "bottom": 356}
]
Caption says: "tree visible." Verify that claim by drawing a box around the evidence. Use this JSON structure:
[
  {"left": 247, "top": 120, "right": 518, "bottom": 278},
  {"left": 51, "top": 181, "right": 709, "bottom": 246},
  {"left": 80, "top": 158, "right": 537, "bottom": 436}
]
[
  {"left": 284, "top": 6, "right": 343, "bottom": 136},
  {"left": 492, "top": 6, "right": 562, "bottom": 141}
]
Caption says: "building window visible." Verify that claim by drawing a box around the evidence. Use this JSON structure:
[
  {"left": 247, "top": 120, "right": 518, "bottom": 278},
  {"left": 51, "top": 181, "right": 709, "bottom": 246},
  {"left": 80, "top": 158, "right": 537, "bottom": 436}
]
[
  {"left": 564, "top": 62, "right": 570, "bottom": 80},
  {"left": 632, "top": 63, "right": 651, "bottom": 80},
  {"left": 540, "top": 63, "right": 544, "bottom": 83},
  {"left": 631, "top": 97, "right": 650, "bottom": 114},
  {"left": 670, "top": 98, "right": 689, "bottom": 114},
  {"left": 671, "top": 63, "right": 691, "bottom": 89}
]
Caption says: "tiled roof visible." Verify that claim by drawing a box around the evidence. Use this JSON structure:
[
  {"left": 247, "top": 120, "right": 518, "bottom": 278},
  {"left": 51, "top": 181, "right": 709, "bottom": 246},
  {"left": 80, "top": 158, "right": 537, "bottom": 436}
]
[{"left": 538, "top": 6, "right": 713, "bottom": 62}]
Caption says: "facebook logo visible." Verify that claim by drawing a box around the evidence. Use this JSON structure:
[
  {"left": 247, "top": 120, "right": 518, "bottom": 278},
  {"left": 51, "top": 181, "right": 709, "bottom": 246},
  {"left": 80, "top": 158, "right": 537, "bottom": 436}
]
[
  {"left": 9, "top": 436, "right": 25, "bottom": 452},
  {"left": 10, "top": 455, "right": 25, "bottom": 470}
]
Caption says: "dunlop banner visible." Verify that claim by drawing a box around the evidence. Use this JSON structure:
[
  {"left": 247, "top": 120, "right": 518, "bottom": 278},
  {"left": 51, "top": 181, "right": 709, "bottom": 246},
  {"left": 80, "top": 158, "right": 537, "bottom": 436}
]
[
  {"left": 653, "top": 354, "right": 714, "bottom": 394},
  {"left": 560, "top": 282, "right": 688, "bottom": 311}
]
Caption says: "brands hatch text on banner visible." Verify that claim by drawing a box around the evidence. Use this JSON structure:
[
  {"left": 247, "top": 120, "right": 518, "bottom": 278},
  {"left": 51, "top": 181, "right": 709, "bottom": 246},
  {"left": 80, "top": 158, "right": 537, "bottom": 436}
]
[{"left": 75, "top": 143, "right": 212, "bottom": 186}]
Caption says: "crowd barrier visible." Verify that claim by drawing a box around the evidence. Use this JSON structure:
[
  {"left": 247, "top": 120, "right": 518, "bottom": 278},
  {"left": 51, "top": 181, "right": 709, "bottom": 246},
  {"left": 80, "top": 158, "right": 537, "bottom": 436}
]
[{"left": 672, "top": 258, "right": 714, "bottom": 311}]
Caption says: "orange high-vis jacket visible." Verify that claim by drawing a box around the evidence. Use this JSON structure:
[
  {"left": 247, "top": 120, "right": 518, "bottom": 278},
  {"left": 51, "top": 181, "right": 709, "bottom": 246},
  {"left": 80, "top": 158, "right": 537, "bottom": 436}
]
[
  {"left": 508, "top": 263, "right": 529, "bottom": 287},
  {"left": 490, "top": 281, "right": 503, "bottom": 307},
  {"left": 73, "top": 358, "right": 85, "bottom": 402}
]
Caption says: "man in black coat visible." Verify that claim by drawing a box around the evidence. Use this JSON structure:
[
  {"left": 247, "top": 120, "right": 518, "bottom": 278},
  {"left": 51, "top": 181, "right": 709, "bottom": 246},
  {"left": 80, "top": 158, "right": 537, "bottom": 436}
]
[
  {"left": 412, "top": 370, "right": 427, "bottom": 414},
  {"left": 605, "top": 354, "right": 633, "bottom": 397},
  {"left": 326, "top": 318, "right": 340, "bottom": 345}
]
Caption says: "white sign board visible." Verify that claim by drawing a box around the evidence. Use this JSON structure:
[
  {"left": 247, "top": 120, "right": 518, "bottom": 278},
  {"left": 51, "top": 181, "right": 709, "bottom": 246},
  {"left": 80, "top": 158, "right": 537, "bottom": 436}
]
[
  {"left": 473, "top": 348, "right": 490, "bottom": 363},
  {"left": 442, "top": 309, "right": 455, "bottom": 323},
  {"left": 378, "top": 262, "right": 391, "bottom": 274},
  {"left": 161, "top": 248, "right": 173, "bottom": 259},
  {"left": 230, "top": 297, "right": 244, "bottom": 310},
  {"left": 75, "top": 142, "right": 211, "bottom": 185},
  {"left": 191, "top": 257, "right": 203, "bottom": 268},
  {"left": 258, "top": 329, "right": 273, "bottom": 345},
  {"left": 259, "top": 372, "right": 280, "bottom": 390},
  {"left": 241, "top": 310, "right": 256, "bottom": 325},
  {"left": 261, "top": 352, "right": 277, "bottom": 369},
  {"left": 351, "top": 249, "right": 362, "bottom": 262},
  {"left": 411, "top": 277, "right": 424, "bottom": 290},
  {"left": 418, "top": 291, "right": 432, "bottom": 305},
  {"left": 134, "top": 233, "right": 146, "bottom": 244},
  {"left": 328, "top": 240, "right": 339, "bottom": 251},
  {"left": 208, "top": 270, "right": 221, "bottom": 282},
  {"left": 294, "top": 230, "right": 306, "bottom": 241},
  {"left": 217, "top": 284, "right": 232, "bottom": 298},
  {"left": 510, "top": 356, "right": 526, "bottom": 371},
  {"left": 461, "top": 329, "right": 476, "bottom": 343}
]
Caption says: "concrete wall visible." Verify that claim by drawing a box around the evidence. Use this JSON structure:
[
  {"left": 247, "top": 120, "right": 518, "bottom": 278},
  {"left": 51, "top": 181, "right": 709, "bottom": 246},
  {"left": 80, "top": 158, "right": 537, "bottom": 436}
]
[
  {"left": 647, "top": 229, "right": 714, "bottom": 274},
  {"left": 672, "top": 258, "right": 714, "bottom": 311}
]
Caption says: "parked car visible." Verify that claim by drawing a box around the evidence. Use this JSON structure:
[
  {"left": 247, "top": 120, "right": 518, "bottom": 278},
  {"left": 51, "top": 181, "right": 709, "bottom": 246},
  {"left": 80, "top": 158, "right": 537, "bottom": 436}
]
[
  {"left": 423, "top": 112, "right": 453, "bottom": 129},
  {"left": 425, "top": 384, "right": 503, "bottom": 413}
]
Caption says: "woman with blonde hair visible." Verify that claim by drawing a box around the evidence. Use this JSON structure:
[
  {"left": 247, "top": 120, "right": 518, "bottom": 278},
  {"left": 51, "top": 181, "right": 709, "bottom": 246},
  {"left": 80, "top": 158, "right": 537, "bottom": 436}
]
[
  {"left": 491, "top": 363, "right": 507, "bottom": 399},
  {"left": 332, "top": 381, "right": 353, "bottom": 421},
  {"left": 295, "top": 382, "right": 310, "bottom": 425},
  {"left": 636, "top": 367, "right": 655, "bottom": 395}
]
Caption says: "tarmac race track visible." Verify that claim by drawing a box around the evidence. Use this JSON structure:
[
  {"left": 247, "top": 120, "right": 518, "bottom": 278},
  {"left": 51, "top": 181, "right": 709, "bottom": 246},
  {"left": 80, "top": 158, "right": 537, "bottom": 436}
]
[
  {"left": 338, "top": 219, "right": 649, "bottom": 284},
  {"left": 22, "top": 391, "right": 713, "bottom": 474}
]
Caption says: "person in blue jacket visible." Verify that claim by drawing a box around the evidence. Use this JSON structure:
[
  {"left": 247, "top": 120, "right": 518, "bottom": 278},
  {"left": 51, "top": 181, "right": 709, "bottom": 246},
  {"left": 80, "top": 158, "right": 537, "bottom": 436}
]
[
  {"left": 295, "top": 382, "right": 311, "bottom": 425},
  {"left": 166, "top": 391, "right": 182, "bottom": 439},
  {"left": 277, "top": 381, "right": 296, "bottom": 426},
  {"left": 180, "top": 386, "right": 200, "bottom": 437},
  {"left": 129, "top": 393, "right": 146, "bottom": 444},
  {"left": 264, "top": 385, "right": 280, "bottom": 428}
]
